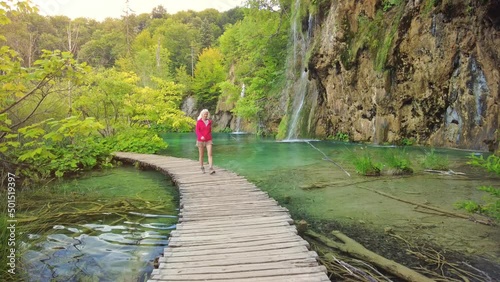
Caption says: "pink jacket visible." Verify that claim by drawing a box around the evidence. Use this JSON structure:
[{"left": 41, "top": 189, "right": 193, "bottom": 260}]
[{"left": 195, "top": 119, "right": 212, "bottom": 141}]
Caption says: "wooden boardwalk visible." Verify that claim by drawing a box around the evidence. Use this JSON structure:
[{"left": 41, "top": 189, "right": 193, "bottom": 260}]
[{"left": 113, "top": 152, "right": 330, "bottom": 282}]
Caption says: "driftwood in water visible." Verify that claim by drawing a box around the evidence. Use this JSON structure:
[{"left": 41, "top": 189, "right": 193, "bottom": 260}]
[
  {"left": 423, "top": 169, "right": 466, "bottom": 176},
  {"left": 306, "top": 230, "right": 434, "bottom": 282},
  {"left": 362, "top": 188, "right": 495, "bottom": 226}
]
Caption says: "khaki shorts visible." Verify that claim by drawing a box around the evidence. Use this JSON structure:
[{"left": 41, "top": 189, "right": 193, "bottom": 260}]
[{"left": 196, "top": 140, "right": 213, "bottom": 147}]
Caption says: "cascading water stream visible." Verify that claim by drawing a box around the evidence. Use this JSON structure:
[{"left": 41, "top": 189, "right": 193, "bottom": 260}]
[
  {"left": 284, "top": 1, "right": 316, "bottom": 141},
  {"left": 233, "top": 83, "right": 245, "bottom": 134}
]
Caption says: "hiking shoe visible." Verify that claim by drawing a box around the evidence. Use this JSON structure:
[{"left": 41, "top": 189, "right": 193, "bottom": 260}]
[
  {"left": 201, "top": 166, "right": 205, "bottom": 174},
  {"left": 209, "top": 167, "right": 215, "bottom": 174}
]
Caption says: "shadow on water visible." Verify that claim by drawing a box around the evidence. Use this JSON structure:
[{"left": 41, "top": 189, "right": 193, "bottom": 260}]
[
  {"left": 161, "top": 133, "right": 500, "bottom": 281},
  {"left": 18, "top": 166, "right": 179, "bottom": 282}
]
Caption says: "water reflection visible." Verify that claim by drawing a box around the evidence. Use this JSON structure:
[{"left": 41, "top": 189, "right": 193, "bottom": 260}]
[{"left": 21, "top": 167, "right": 178, "bottom": 282}]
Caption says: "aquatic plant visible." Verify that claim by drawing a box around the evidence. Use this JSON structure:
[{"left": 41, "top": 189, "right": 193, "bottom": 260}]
[
  {"left": 455, "top": 186, "right": 500, "bottom": 220},
  {"left": 467, "top": 154, "right": 500, "bottom": 175},
  {"left": 351, "top": 149, "right": 382, "bottom": 176},
  {"left": 420, "top": 148, "right": 450, "bottom": 170},
  {"left": 456, "top": 154, "right": 500, "bottom": 220},
  {"left": 382, "top": 148, "right": 413, "bottom": 174}
]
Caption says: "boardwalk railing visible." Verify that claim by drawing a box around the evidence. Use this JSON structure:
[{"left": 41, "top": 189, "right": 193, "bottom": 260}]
[{"left": 114, "top": 152, "right": 330, "bottom": 282}]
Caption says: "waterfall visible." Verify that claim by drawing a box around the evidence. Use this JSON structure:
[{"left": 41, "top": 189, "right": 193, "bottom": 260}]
[
  {"left": 284, "top": 1, "right": 316, "bottom": 141},
  {"left": 233, "top": 83, "right": 245, "bottom": 134}
]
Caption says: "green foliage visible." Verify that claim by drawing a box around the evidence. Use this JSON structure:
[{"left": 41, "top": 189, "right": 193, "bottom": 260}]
[
  {"left": 78, "top": 30, "right": 127, "bottom": 68},
  {"left": 192, "top": 47, "right": 225, "bottom": 109},
  {"left": 3, "top": 117, "right": 110, "bottom": 182},
  {"left": 467, "top": 154, "right": 500, "bottom": 175},
  {"left": 400, "top": 138, "right": 414, "bottom": 146},
  {"left": 74, "top": 69, "right": 194, "bottom": 135},
  {"left": 219, "top": 127, "right": 234, "bottom": 133},
  {"left": 454, "top": 200, "right": 481, "bottom": 213},
  {"left": 351, "top": 148, "right": 382, "bottom": 176},
  {"left": 420, "top": 148, "right": 449, "bottom": 170},
  {"left": 479, "top": 186, "right": 500, "bottom": 197},
  {"left": 346, "top": 6, "right": 403, "bottom": 72},
  {"left": 276, "top": 115, "right": 289, "bottom": 140},
  {"left": 104, "top": 127, "right": 167, "bottom": 154},
  {"left": 218, "top": 5, "right": 289, "bottom": 124},
  {"left": 117, "top": 30, "right": 172, "bottom": 86},
  {"left": 382, "top": 0, "right": 403, "bottom": 11},
  {"left": 130, "top": 78, "right": 195, "bottom": 132},
  {"left": 455, "top": 186, "right": 500, "bottom": 220},
  {"left": 422, "top": 0, "right": 436, "bottom": 14},
  {"left": 382, "top": 148, "right": 413, "bottom": 174},
  {"left": 329, "top": 132, "right": 350, "bottom": 142}
]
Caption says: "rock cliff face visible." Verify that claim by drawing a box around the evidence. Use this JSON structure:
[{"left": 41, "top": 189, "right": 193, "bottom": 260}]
[{"left": 308, "top": 0, "right": 499, "bottom": 151}]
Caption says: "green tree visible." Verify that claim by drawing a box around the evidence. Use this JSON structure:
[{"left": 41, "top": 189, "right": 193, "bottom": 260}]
[
  {"left": 73, "top": 68, "right": 137, "bottom": 136},
  {"left": 156, "top": 18, "right": 201, "bottom": 74},
  {"left": 151, "top": 5, "right": 168, "bottom": 19},
  {"left": 192, "top": 47, "right": 225, "bottom": 109},
  {"left": 78, "top": 30, "right": 126, "bottom": 67},
  {"left": 127, "top": 77, "right": 195, "bottom": 132},
  {"left": 218, "top": 5, "right": 289, "bottom": 122}
]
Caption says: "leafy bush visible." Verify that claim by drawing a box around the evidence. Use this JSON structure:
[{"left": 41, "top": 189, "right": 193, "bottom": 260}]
[
  {"left": 3, "top": 117, "right": 111, "bottom": 182},
  {"left": 2, "top": 116, "right": 167, "bottom": 187},
  {"left": 104, "top": 128, "right": 168, "bottom": 154}
]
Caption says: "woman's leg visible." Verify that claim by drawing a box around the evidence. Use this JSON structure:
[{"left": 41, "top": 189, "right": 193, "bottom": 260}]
[
  {"left": 207, "top": 144, "right": 213, "bottom": 169},
  {"left": 198, "top": 144, "right": 205, "bottom": 167}
]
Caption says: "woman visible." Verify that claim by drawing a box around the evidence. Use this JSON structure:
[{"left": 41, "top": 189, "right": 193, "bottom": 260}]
[{"left": 195, "top": 109, "right": 215, "bottom": 174}]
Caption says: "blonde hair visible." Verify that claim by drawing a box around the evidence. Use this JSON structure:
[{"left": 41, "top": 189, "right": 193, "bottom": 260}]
[{"left": 197, "top": 109, "right": 210, "bottom": 120}]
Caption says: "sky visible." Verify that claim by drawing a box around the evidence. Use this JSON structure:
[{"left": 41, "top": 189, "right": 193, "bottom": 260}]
[{"left": 30, "top": 0, "right": 244, "bottom": 21}]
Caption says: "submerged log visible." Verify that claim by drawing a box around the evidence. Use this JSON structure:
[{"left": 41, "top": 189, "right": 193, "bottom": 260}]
[
  {"left": 363, "top": 188, "right": 495, "bottom": 226},
  {"left": 306, "top": 230, "right": 434, "bottom": 282}
]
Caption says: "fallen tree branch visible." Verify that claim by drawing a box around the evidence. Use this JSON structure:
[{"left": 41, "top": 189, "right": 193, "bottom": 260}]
[
  {"left": 359, "top": 187, "right": 495, "bottom": 226},
  {"left": 306, "top": 229, "right": 434, "bottom": 282}
]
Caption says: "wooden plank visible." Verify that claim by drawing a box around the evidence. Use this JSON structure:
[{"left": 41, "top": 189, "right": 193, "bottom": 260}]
[
  {"left": 181, "top": 200, "right": 280, "bottom": 210},
  {"left": 179, "top": 207, "right": 288, "bottom": 218},
  {"left": 175, "top": 215, "right": 293, "bottom": 229},
  {"left": 158, "top": 260, "right": 320, "bottom": 272},
  {"left": 152, "top": 265, "right": 326, "bottom": 280},
  {"left": 178, "top": 211, "right": 289, "bottom": 221},
  {"left": 159, "top": 252, "right": 319, "bottom": 267},
  {"left": 173, "top": 222, "right": 295, "bottom": 235},
  {"left": 170, "top": 225, "right": 297, "bottom": 240},
  {"left": 179, "top": 193, "right": 271, "bottom": 203},
  {"left": 168, "top": 230, "right": 299, "bottom": 245},
  {"left": 161, "top": 248, "right": 316, "bottom": 264},
  {"left": 163, "top": 237, "right": 310, "bottom": 253},
  {"left": 149, "top": 272, "right": 331, "bottom": 282},
  {"left": 163, "top": 241, "right": 310, "bottom": 257},
  {"left": 166, "top": 234, "right": 307, "bottom": 248}
]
